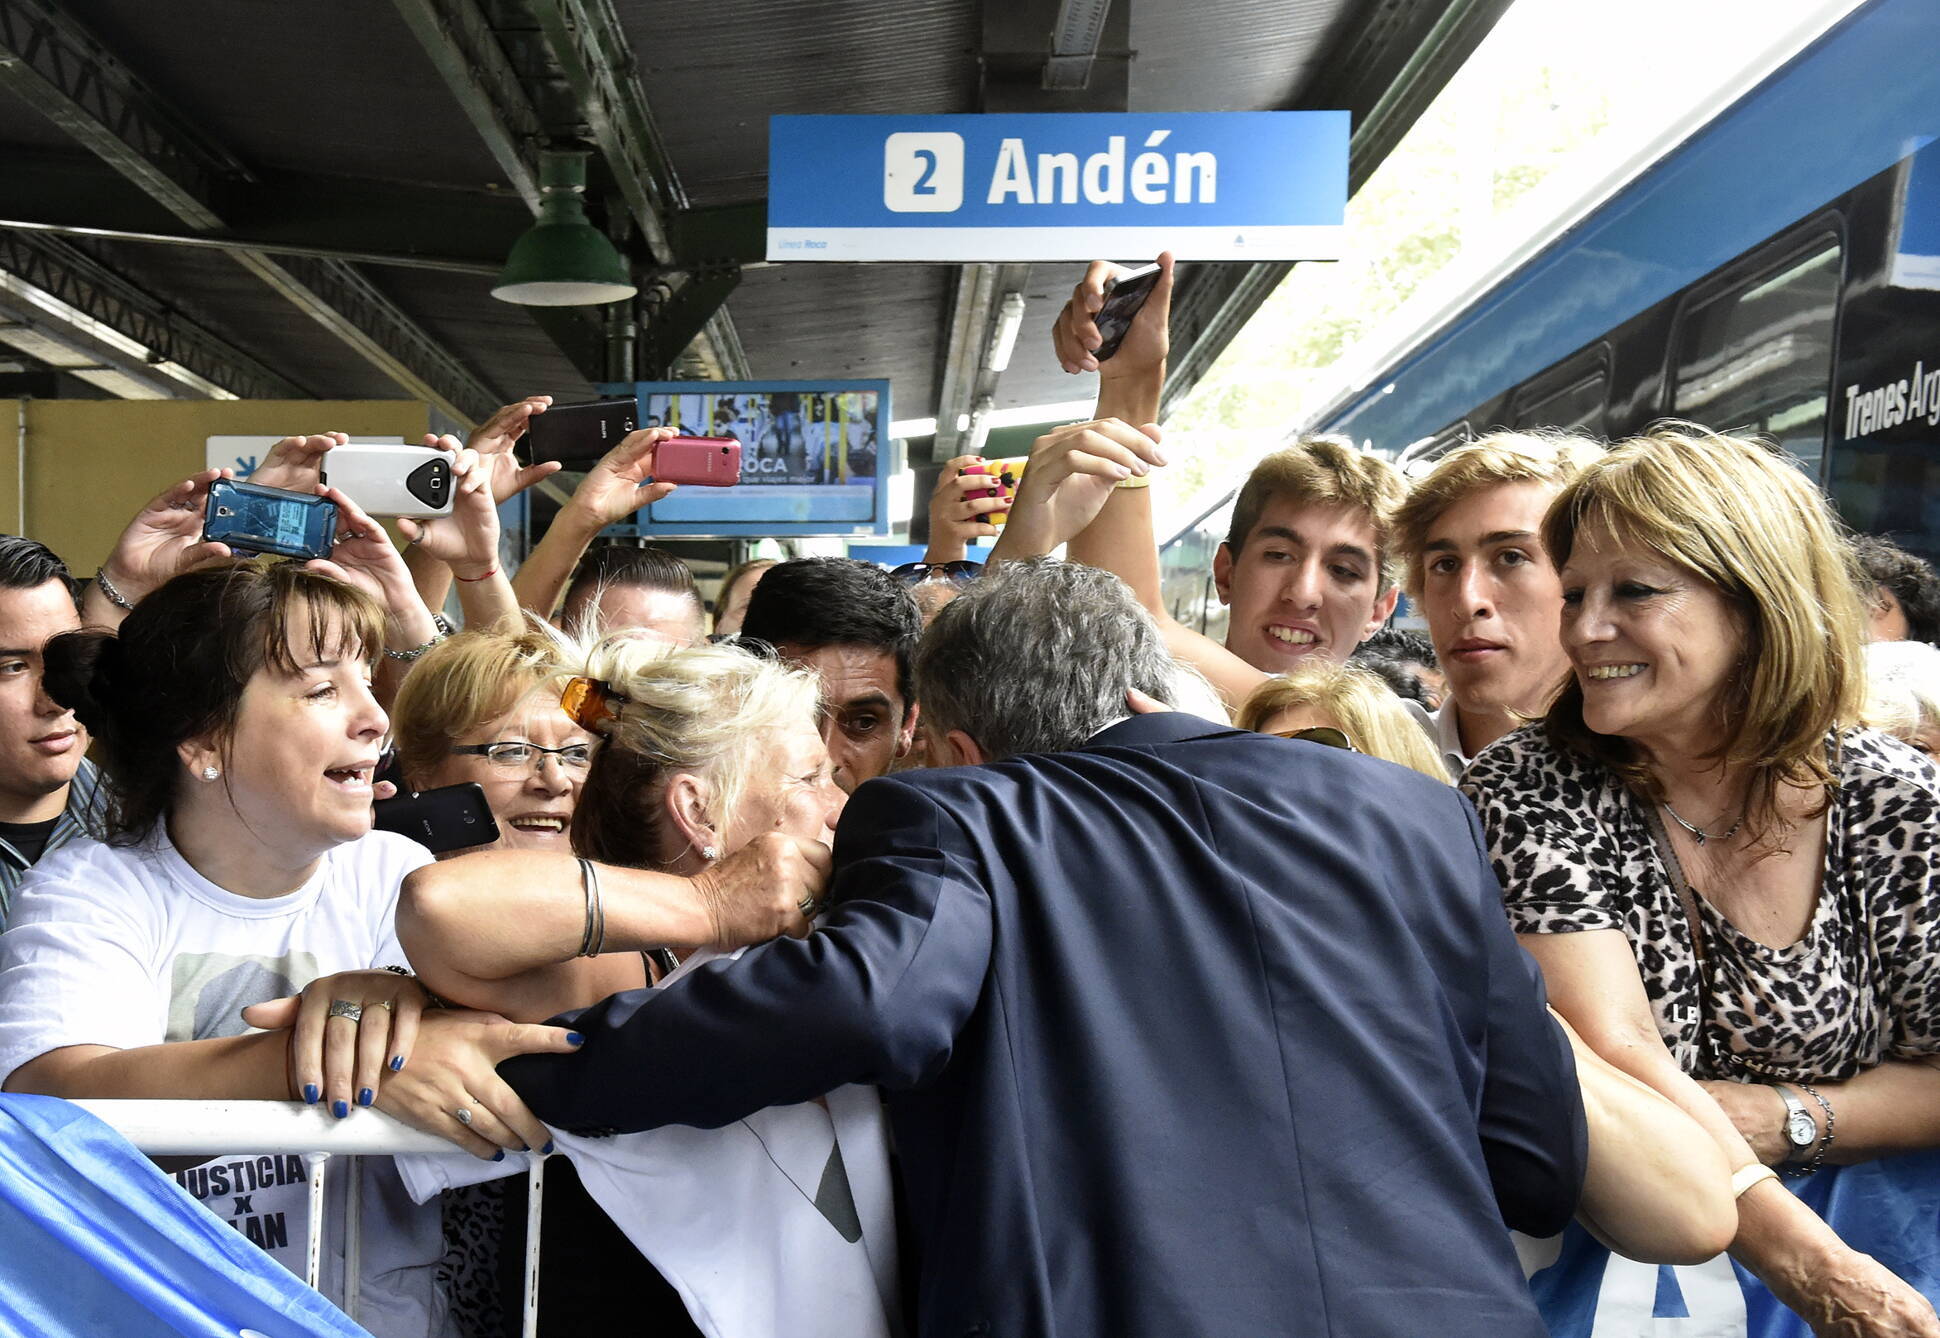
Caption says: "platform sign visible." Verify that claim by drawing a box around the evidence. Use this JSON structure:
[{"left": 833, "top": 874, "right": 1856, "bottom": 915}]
[{"left": 766, "top": 112, "right": 1347, "bottom": 262}]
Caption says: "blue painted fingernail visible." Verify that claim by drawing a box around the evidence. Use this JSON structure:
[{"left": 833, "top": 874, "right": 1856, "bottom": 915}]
[
  {"left": 332, "top": 1100, "right": 349, "bottom": 1119},
  {"left": 567, "top": 1032, "right": 584, "bottom": 1046},
  {"left": 541, "top": 1140, "right": 555, "bottom": 1156},
  {"left": 389, "top": 1055, "right": 404, "bottom": 1072},
  {"left": 491, "top": 1150, "right": 506, "bottom": 1162},
  {"left": 302, "top": 1084, "right": 319, "bottom": 1105},
  {"left": 357, "top": 1088, "right": 374, "bottom": 1108}
]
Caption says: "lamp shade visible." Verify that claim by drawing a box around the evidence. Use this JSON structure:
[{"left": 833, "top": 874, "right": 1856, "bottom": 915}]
[{"left": 492, "top": 150, "right": 638, "bottom": 307}]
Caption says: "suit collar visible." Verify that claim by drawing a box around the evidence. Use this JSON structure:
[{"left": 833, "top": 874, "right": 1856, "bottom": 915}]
[{"left": 1087, "top": 711, "right": 1242, "bottom": 751}]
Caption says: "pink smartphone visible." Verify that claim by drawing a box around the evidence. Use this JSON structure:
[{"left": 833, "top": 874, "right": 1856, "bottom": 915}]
[{"left": 654, "top": 436, "right": 743, "bottom": 486}]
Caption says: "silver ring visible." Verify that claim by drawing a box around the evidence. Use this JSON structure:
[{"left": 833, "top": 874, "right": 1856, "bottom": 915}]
[
  {"left": 327, "top": 999, "right": 364, "bottom": 1024},
  {"left": 453, "top": 1108, "right": 473, "bottom": 1127},
  {"left": 797, "top": 895, "right": 818, "bottom": 916}
]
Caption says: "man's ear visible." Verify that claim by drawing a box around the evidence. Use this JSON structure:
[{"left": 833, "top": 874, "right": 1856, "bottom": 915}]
[
  {"left": 894, "top": 701, "right": 919, "bottom": 760},
  {"left": 944, "top": 730, "right": 986, "bottom": 767},
  {"left": 1212, "top": 541, "right": 1235, "bottom": 606},
  {"left": 662, "top": 772, "right": 716, "bottom": 859},
  {"left": 1362, "top": 585, "right": 1401, "bottom": 642}
]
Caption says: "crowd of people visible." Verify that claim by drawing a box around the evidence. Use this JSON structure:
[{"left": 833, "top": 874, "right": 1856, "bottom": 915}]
[{"left": 0, "top": 249, "right": 1931, "bottom": 1338}]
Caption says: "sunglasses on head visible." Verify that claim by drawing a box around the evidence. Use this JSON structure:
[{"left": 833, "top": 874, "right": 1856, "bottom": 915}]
[
  {"left": 1271, "top": 726, "right": 1358, "bottom": 752},
  {"left": 888, "top": 560, "right": 981, "bottom": 587},
  {"left": 560, "top": 676, "right": 625, "bottom": 734}
]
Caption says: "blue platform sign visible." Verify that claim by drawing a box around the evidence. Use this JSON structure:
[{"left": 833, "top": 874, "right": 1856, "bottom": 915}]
[{"left": 766, "top": 112, "right": 1347, "bottom": 262}]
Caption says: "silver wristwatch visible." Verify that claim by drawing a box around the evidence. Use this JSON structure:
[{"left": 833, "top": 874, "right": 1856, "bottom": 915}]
[{"left": 1774, "top": 1084, "right": 1819, "bottom": 1159}]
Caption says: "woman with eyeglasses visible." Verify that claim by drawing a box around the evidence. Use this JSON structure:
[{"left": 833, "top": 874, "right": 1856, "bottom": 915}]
[
  {"left": 1235, "top": 660, "right": 1449, "bottom": 779},
  {"left": 390, "top": 626, "right": 596, "bottom": 857}
]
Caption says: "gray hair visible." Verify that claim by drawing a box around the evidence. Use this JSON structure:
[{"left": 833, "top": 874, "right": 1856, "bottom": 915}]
[{"left": 916, "top": 558, "right": 1179, "bottom": 760}]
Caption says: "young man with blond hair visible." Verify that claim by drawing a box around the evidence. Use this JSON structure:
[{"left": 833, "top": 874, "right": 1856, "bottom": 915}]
[
  {"left": 1001, "top": 254, "right": 1405, "bottom": 708},
  {"left": 1390, "top": 431, "right": 1599, "bottom": 774}
]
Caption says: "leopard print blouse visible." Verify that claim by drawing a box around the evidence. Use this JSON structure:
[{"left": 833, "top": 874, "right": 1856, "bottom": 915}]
[{"left": 1461, "top": 726, "right": 1940, "bottom": 1083}]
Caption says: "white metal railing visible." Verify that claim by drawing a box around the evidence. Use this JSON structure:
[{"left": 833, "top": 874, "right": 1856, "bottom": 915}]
[{"left": 70, "top": 1100, "right": 546, "bottom": 1337}]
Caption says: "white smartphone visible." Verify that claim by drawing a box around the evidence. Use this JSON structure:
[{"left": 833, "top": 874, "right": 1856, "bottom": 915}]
[{"left": 319, "top": 443, "right": 455, "bottom": 518}]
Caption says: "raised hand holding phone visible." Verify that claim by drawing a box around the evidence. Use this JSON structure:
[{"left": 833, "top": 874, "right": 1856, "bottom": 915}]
[
  {"left": 567, "top": 427, "right": 681, "bottom": 527},
  {"left": 989, "top": 419, "right": 1165, "bottom": 564},
  {"left": 1052, "top": 252, "right": 1175, "bottom": 382}
]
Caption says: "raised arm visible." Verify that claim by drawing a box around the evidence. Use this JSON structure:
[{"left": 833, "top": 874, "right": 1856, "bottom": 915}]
[
  {"left": 397, "top": 440, "right": 519, "bottom": 632},
  {"left": 82, "top": 469, "right": 236, "bottom": 628},
  {"left": 511, "top": 428, "right": 677, "bottom": 621},
  {"left": 500, "top": 775, "right": 994, "bottom": 1134},
  {"left": 396, "top": 834, "right": 821, "bottom": 1023},
  {"left": 1527, "top": 930, "right": 1940, "bottom": 1336}
]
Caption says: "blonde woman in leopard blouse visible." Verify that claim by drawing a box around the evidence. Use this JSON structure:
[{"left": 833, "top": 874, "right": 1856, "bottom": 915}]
[{"left": 1463, "top": 426, "right": 1940, "bottom": 1338}]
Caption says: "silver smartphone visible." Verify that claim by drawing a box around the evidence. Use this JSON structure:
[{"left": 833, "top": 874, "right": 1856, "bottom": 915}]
[{"left": 319, "top": 443, "right": 455, "bottom": 518}]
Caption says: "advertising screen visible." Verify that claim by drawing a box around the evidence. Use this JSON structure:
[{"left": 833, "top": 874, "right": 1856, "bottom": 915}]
[{"left": 606, "top": 380, "right": 892, "bottom": 537}]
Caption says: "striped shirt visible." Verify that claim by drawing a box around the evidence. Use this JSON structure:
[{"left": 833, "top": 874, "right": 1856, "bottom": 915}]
[{"left": 0, "top": 757, "right": 104, "bottom": 929}]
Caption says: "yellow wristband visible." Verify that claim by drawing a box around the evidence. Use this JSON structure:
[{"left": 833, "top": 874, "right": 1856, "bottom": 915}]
[
  {"left": 1731, "top": 1163, "right": 1778, "bottom": 1198},
  {"left": 1114, "top": 473, "right": 1152, "bottom": 490}
]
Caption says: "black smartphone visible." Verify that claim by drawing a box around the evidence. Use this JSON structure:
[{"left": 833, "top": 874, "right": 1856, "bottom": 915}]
[
  {"left": 1092, "top": 262, "right": 1164, "bottom": 362},
  {"left": 373, "top": 782, "right": 502, "bottom": 854},
  {"left": 523, "top": 397, "right": 639, "bottom": 467},
  {"left": 203, "top": 478, "right": 336, "bottom": 561}
]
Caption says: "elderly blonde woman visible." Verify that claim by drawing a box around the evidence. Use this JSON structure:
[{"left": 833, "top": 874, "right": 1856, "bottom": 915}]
[
  {"left": 1863, "top": 638, "right": 1940, "bottom": 759},
  {"left": 1236, "top": 660, "right": 1449, "bottom": 779},
  {"left": 391, "top": 626, "right": 591, "bottom": 856},
  {"left": 1462, "top": 426, "right": 1940, "bottom": 1337},
  {"left": 395, "top": 637, "right": 898, "bottom": 1338}
]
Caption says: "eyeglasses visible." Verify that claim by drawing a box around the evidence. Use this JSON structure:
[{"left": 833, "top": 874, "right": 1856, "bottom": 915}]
[
  {"left": 888, "top": 560, "right": 981, "bottom": 587},
  {"left": 1271, "top": 726, "right": 1359, "bottom": 752},
  {"left": 449, "top": 741, "right": 596, "bottom": 772},
  {"left": 560, "top": 675, "right": 624, "bottom": 734}
]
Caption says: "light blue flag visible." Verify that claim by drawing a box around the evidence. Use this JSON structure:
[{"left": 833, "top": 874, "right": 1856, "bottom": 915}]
[
  {"left": 0, "top": 1094, "right": 368, "bottom": 1338},
  {"left": 1527, "top": 1149, "right": 1940, "bottom": 1336}
]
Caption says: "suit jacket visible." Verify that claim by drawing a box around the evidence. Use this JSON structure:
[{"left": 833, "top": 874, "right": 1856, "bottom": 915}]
[{"left": 503, "top": 712, "right": 1585, "bottom": 1338}]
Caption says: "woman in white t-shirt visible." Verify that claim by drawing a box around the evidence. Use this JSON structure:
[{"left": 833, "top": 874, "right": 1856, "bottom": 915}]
[
  {"left": 398, "top": 636, "right": 903, "bottom": 1338},
  {"left": 0, "top": 556, "right": 583, "bottom": 1337}
]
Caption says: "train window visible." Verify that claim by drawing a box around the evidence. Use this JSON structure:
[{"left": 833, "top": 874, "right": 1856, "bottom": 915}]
[
  {"left": 1508, "top": 346, "right": 1610, "bottom": 435},
  {"left": 1397, "top": 421, "right": 1474, "bottom": 474},
  {"left": 1672, "top": 232, "right": 1842, "bottom": 478}
]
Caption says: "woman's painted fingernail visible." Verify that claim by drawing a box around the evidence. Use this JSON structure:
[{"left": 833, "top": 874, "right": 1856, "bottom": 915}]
[
  {"left": 566, "top": 1032, "right": 585, "bottom": 1046},
  {"left": 491, "top": 1150, "right": 506, "bottom": 1163},
  {"left": 541, "top": 1141, "right": 555, "bottom": 1156},
  {"left": 302, "top": 1084, "right": 320, "bottom": 1105},
  {"left": 357, "top": 1088, "right": 374, "bottom": 1108},
  {"left": 389, "top": 1055, "right": 405, "bottom": 1072},
  {"left": 332, "top": 1100, "right": 349, "bottom": 1119}
]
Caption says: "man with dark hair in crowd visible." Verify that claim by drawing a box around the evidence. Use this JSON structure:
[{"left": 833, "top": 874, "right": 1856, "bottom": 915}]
[
  {"left": 1853, "top": 533, "right": 1940, "bottom": 644},
  {"left": 0, "top": 536, "right": 99, "bottom": 921},
  {"left": 1351, "top": 627, "right": 1444, "bottom": 708},
  {"left": 555, "top": 544, "right": 707, "bottom": 645},
  {"left": 505, "top": 558, "right": 1585, "bottom": 1338},
  {"left": 737, "top": 557, "right": 921, "bottom": 792}
]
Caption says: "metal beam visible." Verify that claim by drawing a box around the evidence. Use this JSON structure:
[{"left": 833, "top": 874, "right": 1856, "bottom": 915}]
[
  {"left": 522, "top": 0, "right": 752, "bottom": 379},
  {"left": 1, "top": 150, "right": 527, "bottom": 274},
  {"left": 389, "top": 0, "right": 746, "bottom": 384},
  {"left": 0, "top": 0, "right": 504, "bottom": 422},
  {"left": 0, "top": 232, "right": 305, "bottom": 399}
]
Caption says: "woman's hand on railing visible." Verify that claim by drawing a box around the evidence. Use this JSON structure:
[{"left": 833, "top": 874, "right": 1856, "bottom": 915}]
[
  {"left": 243, "top": 970, "right": 428, "bottom": 1116},
  {"left": 372, "top": 1008, "right": 583, "bottom": 1160}
]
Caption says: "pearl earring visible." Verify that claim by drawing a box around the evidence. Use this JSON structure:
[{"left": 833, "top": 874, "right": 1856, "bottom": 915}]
[
  {"left": 700, "top": 845, "right": 720, "bottom": 863},
  {"left": 201, "top": 767, "right": 220, "bottom": 782}
]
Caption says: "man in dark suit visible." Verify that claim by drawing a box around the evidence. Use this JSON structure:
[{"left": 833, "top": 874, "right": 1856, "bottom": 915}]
[{"left": 504, "top": 559, "right": 1585, "bottom": 1338}]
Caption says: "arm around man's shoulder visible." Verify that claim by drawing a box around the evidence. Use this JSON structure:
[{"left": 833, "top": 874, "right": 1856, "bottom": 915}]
[{"left": 501, "top": 774, "right": 997, "bottom": 1134}]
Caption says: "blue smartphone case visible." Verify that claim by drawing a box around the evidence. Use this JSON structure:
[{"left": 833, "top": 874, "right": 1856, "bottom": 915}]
[{"left": 204, "top": 479, "right": 336, "bottom": 560}]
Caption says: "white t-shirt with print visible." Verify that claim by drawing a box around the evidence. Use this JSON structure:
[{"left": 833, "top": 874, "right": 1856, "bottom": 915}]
[
  {"left": 398, "top": 946, "right": 904, "bottom": 1338},
  {"left": 0, "top": 828, "right": 450, "bottom": 1338}
]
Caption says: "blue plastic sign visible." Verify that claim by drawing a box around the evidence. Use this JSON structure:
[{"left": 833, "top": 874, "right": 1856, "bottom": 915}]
[{"left": 766, "top": 112, "right": 1347, "bottom": 262}]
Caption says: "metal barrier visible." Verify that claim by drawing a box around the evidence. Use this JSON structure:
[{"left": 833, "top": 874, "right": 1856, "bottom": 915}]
[{"left": 70, "top": 1099, "right": 546, "bottom": 1338}]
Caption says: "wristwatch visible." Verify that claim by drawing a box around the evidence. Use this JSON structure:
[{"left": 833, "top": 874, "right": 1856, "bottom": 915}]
[{"left": 1774, "top": 1084, "right": 1819, "bottom": 1160}]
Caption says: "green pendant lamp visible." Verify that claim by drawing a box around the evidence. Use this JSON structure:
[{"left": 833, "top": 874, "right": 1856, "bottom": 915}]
[{"left": 492, "top": 149, "right": 638, "bottom": 306}]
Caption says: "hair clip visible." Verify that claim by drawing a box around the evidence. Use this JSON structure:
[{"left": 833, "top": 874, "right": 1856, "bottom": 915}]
[{"left": 560, "top": 676, "right": 625, "bottom": 734}]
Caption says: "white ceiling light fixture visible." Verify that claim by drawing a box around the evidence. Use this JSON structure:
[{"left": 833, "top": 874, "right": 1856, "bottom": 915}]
[{"left": 986, "top": 291, "right": 1027, "bottom": 373}]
